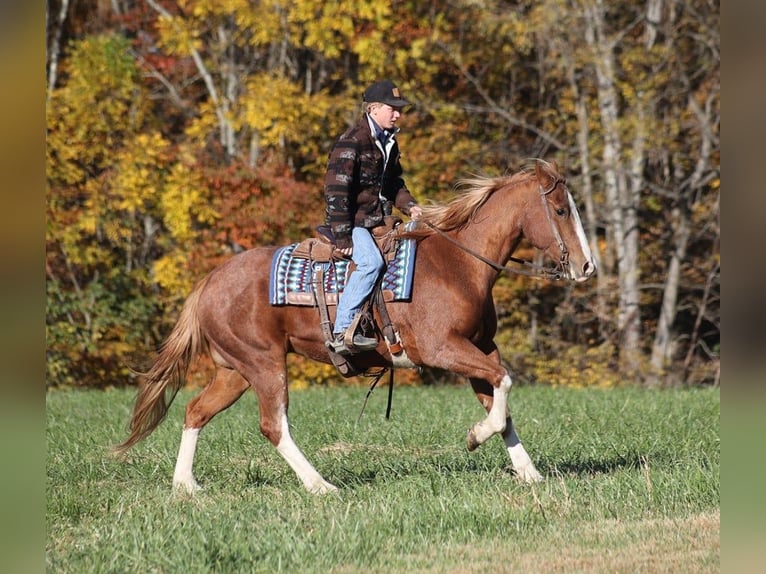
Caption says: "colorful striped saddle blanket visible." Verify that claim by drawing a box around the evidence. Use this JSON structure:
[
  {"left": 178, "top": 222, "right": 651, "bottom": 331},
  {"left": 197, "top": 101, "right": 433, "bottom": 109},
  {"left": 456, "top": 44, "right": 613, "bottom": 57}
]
[{"left": 269, "top": 233, "right": 417, "bottom": 307}]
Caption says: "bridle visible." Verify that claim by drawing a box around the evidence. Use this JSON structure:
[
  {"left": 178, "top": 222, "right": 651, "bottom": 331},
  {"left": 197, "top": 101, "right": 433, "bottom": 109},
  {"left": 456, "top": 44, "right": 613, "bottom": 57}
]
[
  {"left": 538, "top": 177, "right": 571, "bottom": 276},
  {"left": 424, "top": 177, "right": 571, "bottom": 281}
]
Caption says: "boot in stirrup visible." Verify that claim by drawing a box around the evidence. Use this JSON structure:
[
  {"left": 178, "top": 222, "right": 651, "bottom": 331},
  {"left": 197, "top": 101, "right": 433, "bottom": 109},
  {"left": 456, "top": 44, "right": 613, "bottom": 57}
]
[{"left": 328, "top": 330, "right": 378, "bottom": 355}]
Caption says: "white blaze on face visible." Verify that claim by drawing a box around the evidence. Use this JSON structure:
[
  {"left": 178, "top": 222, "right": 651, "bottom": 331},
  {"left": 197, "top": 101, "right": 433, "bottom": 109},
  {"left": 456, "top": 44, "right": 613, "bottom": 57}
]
[{"left": 566, "top": 191, "right": 595, "bottom": 279}]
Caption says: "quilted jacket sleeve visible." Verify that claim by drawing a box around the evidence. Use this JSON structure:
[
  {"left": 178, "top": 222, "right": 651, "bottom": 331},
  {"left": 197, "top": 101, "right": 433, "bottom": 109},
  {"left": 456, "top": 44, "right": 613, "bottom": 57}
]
[
  {"left": 384, "top": 142, "right": 417, "bottom": 216},
  {"left": 323, "top": 136, "right": 358, "bottom": 250}
]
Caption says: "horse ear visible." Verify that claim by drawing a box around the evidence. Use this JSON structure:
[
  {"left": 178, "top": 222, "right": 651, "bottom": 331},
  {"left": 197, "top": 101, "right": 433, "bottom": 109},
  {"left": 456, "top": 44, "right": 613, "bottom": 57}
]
[
  {"left": 534, "top": 160, "right": 554, "bottom": 187},
  {"left": 549, "top": 159, "right": 560, "bottom": 174}
]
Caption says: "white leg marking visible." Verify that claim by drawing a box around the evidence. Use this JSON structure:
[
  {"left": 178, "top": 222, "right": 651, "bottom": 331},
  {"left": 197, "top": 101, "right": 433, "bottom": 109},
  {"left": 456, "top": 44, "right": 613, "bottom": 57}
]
[
  {"left": 173, "top": 427, "right": 202, "bottom": 493},
  {"left": 390, "top": 350, "right": 417, "bottom": 369},
  {"left": 275, "top": 412, "right": 337, "bottom": 494},
  {"left": 469, "top": 374, "right": 512, "bottom": 447},
  {"left": 503, "top": 420, "right": 543, "bottom": 483}
]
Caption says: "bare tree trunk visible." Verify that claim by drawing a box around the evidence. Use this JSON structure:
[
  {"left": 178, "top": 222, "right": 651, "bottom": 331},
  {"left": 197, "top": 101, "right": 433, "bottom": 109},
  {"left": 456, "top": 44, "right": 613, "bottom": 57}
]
[
  {"left": 566, "top": 52, "right": 608, "bottom": 337},
  {"left": 47, "top": 0, "right": 71, "bottom": 96},
  {"left": 218, "top": 22, "right": 238, "bottom": 158},
  {"left": 682, "top": 251, "right": 719, "bottom": 382},
  {"left": 651, "top": 85, "right": 718, "bottom": 381},
  {"left": 248, "top": 133, "right": 261, "bottom": 169},
  {"left": 650, "top": 206, "right": 690, "bottom": 378},
  {"left": 623, "top": 97, "right": 646, "bottom": 373},
  {"left": 583, "top": 0, "right": 642, "bottom": 373},
  {"left": 645, "top": 0, "right": 663, "bottom": 48},
  {"left": 146, "top": 0, "right": 238, "bottom": 160}
]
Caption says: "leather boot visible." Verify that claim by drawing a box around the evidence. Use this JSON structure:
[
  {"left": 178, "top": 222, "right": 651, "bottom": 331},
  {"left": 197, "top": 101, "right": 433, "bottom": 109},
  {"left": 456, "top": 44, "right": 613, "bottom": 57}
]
[{"left": 329, "top": 331, "right": 378, "bottom": 355}]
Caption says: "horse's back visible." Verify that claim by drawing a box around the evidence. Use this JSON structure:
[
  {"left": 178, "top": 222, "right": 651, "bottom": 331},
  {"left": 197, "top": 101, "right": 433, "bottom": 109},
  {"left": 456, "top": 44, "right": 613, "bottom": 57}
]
[
  {"left": 207, "top": 245, "right": 278, "bottom": 291},
  {"left": 196, "top": 246, "right": 281, "bottom": 331}
]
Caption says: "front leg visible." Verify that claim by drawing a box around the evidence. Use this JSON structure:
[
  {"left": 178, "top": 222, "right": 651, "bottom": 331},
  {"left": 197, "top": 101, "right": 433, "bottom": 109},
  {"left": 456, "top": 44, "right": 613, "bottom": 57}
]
[
  {"left": 502, "top": 416, "right": 543, "bottom": 483},
  {"left": 466, "top": 373, "right": 511, "bottom": 450},
  {"left": 468, "top": 370, "right": 543, "bottom": 483},
  {"left": 415, "top": 334, "right": 510, "bottom": 450},
  {"left": 415, "top": 333, "right": 543, "bottom": 482}
]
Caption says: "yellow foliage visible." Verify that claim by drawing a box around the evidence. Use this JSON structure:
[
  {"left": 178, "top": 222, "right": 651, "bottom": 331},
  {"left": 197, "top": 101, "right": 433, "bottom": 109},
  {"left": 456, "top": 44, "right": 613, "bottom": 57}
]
[
  {"left": 153, "top": 250, "right": 195, "bottom": 297},
  {"left": 160, "top": 161, "right": 219, "bottom": 243},
  {"left": 47, "top": 31, "right": 217, "bottom": 298},
  {"left": 287, "top": 356, "right": 340, "bottom": 389},
  {"left": 155, "top": 14, "right": 202, "bottom": 56},
  {"left": 352, "top": 31, "right": 390, "bottom": 68},
  {"left": 244, "top": 0, "right": 282, "bottom": 46},
  {"left": 240, "top": 74, "right": 336, "bottom": 161},
  {"left": 47, "top": 34, "right": 149, "bottom": 180},
  {"left": 113, "top": 132, "right": 169, "bottom": 212},
  {"left": 288, "top": 0, "right": 393, "bottom": 60},
  {"left": 531, "top": 343, "right": 624, "bottom": 389},
  {"left": 184, "top": 101, "right": 221, "bottom": 147},
  {"left": 495, "top": 325, "right": 623, "bottom": 389}
]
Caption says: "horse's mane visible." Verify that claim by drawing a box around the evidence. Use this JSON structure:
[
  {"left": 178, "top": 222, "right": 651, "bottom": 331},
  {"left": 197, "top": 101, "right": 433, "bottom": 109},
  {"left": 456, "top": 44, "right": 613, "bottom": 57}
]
[{"left": 402, "top": 160, "right": 556, "bottom": 240}]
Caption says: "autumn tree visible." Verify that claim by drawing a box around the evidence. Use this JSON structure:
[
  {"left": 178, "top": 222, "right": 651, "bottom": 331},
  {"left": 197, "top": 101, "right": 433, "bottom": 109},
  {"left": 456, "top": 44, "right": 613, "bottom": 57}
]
[{"left": 46, "top": 33, "right": 216, "bottom": 385}]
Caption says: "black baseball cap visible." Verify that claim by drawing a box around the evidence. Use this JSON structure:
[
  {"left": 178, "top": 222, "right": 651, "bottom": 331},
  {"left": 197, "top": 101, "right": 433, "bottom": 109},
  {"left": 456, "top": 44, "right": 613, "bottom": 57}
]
[{"left": 362, "top": 80, "right": 411, "bottom": 107}]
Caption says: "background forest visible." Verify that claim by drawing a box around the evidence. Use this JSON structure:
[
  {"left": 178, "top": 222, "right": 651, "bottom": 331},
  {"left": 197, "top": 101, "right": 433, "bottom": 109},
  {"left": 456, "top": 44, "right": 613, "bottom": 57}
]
[{"left": 45, "top": 0, "right": 719, "bottom": 389}]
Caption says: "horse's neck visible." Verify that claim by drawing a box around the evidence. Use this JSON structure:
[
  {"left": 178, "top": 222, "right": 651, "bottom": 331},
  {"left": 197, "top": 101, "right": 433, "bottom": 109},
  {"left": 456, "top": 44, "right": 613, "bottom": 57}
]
[
  {"left": 461, "top": 200, "right": 523, "bottom": 268},
  {"left": 444, "top": 212, "right": 523, "bottom": 289}
]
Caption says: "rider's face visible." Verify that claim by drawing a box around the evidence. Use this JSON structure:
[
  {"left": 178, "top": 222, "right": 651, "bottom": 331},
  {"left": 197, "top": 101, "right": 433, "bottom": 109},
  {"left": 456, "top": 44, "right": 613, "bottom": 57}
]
[{"left": 369, "top": 103, "right": 402, "bottom": 130}]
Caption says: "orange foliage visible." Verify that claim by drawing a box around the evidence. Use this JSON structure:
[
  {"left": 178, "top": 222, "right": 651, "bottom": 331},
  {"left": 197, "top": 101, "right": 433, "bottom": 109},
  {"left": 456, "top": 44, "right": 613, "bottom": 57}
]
[{"left": 186, "top": 161, "right": 325, "bottom": 277}]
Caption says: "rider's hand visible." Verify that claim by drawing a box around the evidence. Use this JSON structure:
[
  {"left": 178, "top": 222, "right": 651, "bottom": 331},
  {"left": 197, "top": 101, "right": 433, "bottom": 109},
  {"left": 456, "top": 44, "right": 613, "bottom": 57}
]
[{"left": 409, "top": 205, "right": 423, "bottom": 220}]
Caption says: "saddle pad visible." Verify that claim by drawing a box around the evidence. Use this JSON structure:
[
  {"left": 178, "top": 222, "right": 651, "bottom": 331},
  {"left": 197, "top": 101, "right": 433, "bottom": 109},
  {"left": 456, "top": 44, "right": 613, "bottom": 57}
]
[{"left": 269, "top": 230, "right": 417, "bottom": 307}]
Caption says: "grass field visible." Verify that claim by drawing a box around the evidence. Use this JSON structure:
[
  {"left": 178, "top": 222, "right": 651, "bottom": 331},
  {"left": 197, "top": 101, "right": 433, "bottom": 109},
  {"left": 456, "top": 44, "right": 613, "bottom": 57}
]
[{"left": 46, "top": 384, "right": 719, "bottom": 573}]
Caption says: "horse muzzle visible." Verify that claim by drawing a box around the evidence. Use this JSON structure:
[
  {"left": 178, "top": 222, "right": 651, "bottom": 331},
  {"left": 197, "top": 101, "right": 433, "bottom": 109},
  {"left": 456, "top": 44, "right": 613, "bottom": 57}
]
[{"left": 570, "top": 259, "right": 596, "bottom": 282}]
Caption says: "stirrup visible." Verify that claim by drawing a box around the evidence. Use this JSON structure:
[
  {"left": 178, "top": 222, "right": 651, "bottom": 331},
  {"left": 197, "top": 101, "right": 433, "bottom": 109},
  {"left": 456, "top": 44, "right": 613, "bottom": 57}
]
[{"left": 328, "top": 331, "right": 378, "bottom": 355}]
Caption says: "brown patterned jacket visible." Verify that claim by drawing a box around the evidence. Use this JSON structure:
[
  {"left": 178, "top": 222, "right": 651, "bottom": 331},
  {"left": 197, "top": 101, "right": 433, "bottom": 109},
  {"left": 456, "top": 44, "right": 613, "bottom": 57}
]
[{"left": 323, "top": 115, "right": 418, "bottom": 250}]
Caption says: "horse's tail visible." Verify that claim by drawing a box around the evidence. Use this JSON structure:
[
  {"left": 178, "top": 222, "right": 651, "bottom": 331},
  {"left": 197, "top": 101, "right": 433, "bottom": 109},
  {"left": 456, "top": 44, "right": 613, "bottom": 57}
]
[{"left": 113, "top": 274, "right": 212, "bottom": 455}]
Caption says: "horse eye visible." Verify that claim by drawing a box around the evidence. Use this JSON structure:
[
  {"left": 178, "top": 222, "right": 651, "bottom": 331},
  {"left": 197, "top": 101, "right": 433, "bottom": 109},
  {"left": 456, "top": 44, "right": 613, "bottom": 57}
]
[{"left": 556, "top": 208, "right": 567, "bottom": 217}]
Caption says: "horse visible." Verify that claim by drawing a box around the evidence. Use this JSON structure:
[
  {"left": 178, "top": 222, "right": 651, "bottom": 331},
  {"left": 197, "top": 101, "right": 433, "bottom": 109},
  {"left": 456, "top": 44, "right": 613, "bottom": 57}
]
[{"left": 114, "top": 159, "right": 596, "bottom": 494}]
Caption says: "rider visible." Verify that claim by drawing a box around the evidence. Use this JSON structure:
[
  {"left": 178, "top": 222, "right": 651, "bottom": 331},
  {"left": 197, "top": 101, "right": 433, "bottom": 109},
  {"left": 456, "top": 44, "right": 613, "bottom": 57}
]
[{"left": 324, "top": 79, "right": 423, "bottom": 354}]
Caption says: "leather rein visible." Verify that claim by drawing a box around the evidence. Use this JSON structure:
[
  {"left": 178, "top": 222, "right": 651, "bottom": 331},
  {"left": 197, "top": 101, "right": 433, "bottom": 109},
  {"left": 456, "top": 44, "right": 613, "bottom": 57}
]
[{"left": 424, "top": 178, "right": 571, "bottom": 281}]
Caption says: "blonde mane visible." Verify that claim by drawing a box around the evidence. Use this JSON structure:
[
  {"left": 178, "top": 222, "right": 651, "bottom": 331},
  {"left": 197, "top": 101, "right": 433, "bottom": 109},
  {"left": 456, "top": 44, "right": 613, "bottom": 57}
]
[{"left": 404, "top": 162, "right": 557, "bottom": 239}]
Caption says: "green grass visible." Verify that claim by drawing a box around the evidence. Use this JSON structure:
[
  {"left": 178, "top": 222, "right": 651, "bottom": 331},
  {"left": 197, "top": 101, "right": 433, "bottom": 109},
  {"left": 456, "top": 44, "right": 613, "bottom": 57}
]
[{"left": 46, "top": 384, "right": 719, "bottom": 573}]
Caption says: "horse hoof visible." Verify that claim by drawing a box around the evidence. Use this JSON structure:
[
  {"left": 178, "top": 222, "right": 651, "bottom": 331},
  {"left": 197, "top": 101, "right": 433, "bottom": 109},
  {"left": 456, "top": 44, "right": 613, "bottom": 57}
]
[
  {"left": 466, "top": 428, "right": 480, "bottom": 452},
  {"left": 517, "top": 466, "right": 544, "bottom": 483},
  {"left": 173, "top": 480, "right": 202, "bottom": 495},
  {"left": 308, "top": 480, "right": 338, "bottom": 495}
]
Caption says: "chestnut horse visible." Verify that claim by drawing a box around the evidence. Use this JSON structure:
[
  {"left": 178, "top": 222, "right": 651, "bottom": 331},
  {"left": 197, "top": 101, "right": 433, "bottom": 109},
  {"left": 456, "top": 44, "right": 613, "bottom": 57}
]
[{"left": 115, "top": 160, "right": 595, "bottom": 494}]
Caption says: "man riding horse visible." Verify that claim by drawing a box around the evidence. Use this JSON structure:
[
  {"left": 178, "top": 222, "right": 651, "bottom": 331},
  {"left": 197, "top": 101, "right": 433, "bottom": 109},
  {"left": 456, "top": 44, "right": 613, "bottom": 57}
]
[{"left": 323, "top": 79, "right": 423, "bottom": 355}]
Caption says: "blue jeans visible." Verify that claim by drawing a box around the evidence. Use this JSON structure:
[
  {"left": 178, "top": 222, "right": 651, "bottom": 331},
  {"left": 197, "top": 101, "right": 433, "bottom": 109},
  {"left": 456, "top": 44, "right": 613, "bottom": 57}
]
[{"left": 334, "top": 227, "right": 385, "bottom": 334}]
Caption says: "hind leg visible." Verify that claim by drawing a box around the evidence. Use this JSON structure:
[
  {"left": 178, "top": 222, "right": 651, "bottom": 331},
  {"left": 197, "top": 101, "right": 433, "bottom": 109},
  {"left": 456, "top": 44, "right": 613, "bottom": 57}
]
[
  {"left": 248, "top": 362, "right": 337, "bottom": 494},
  {"left": 172, "top": 367, "right": 249, "bottom": 493}
]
